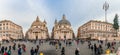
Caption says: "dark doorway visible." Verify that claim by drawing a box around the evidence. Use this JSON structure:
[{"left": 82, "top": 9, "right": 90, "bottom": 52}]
[{"left": 36, "top": 36, "right": 38, "bottom": 40}]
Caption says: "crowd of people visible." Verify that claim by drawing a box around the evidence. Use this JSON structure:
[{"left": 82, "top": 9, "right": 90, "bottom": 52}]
[{"left": 0, "top": 39, "right": 120, "bottom": 55}]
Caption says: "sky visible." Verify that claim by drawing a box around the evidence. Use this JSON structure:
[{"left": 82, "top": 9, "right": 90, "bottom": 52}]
[{"left": 0, "top": 0, "right": 120, "bottom": 36}]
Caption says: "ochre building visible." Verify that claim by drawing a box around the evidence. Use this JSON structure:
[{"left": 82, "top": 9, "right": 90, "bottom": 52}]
[
  {"left": 26, "top": 16, "right": 49, "bottom": 40},
  {"left": 77, "top": 20, "right": 117, "bottom": 40},
  {"left": 0, "top": 20, "right": 24, "bottom": 40},
  {"left": 52, "top": 15, "right": 74, "bottom": 40}
]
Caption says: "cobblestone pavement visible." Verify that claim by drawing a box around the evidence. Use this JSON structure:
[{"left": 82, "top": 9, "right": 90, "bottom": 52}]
[{"left": 1, "top": 41, "right": 120, "bottom": 55}]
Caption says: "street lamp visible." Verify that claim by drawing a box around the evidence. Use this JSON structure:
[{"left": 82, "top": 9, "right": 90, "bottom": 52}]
[
  {"left": 103, "top": 1, "right": 109, "bottom": 40},
  {"left": 103, "top": 1, "right": 109, "bottom": 22}
]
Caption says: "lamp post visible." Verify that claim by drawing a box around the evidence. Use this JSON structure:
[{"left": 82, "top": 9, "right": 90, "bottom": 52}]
[
  {"left": 103, "top": 1, "right": 109, "bottom": 40},
  {"left": 103, "top": 1, "right": 109, "bottom": 22}
]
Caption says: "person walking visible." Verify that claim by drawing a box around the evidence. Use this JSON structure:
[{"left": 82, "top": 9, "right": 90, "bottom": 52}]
[
  {"left": 1, "top": 46, "right": 5, "bottom": 55},
  {"left": 7, "top": 49, "right": 11, "bottom": 55},
  {"left": 59, "top": 42, "right": 62, "bottom": 49},
  {"left": 13, "top": 43, "right": 16, "bottom": 51},
  {"left": 39, "top": 51, "right": 44, "bottom": 55},
  {"left": 34, "top": 48, "right": 37, "bottom": 55},
  {"left": 5, "top": 47, "right": 7, "bottom": 52},
  {"left": 61, "top": 47, "right": 65, "bottom": 55},
  {"left": 75, "top": 48, "right": 80, "bottom": 55},
  {"left": 18, "top": 47, "right": 22, "bottom": 55},
  {"left": 94, "top": 44, "right": 97, "bottom": 54},
  {"left": 55, "top": 43, "right": 58, "bottom": 51},
  {"left": 30, "top": 47, "right": 34, "bottom": 55},
  {"left": 36, "top": 45, "right": 39, "bottom": 55},
  {"left": 116, "top": 47, "right": 120, "bottom": 55},
  {"left": 3, "top": 51, "right": 8, "bottom": 55},
  {"left": 105, "top": 48, "right": 110, "bottom": 55}
]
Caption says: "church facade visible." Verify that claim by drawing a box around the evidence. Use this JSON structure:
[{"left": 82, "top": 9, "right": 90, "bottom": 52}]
[
  {"left": 52, "top": 15, "right": 74, "bottom": 40},
  {"left": 26, "top": 16, "right": 49, "bottom": 40}
]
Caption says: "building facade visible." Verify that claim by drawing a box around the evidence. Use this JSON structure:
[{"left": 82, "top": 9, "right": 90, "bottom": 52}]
[
  {"left": 26, "top": 16, "right": 49, "bottom": 40},
  {"left": 52, "top": 15, "right": 74, "bottom": 40},
  {"left": 0, "top": 20, "right": 24, "bottom": 40},
  {"left": 77, "top": 20, "right": 117, "bottom": 40}
]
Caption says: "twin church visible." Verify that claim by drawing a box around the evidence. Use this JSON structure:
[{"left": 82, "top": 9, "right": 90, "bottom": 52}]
[
  {"left": 25, "top": 14, "right": 74, "bottom": 40},
  {"left": 0, "top": 14, "right": 119, "bottom": 40}
]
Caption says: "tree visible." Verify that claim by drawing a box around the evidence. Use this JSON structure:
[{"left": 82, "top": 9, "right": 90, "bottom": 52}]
[{"left": 113, "top": 14, "right": 119, "bottom": 37}]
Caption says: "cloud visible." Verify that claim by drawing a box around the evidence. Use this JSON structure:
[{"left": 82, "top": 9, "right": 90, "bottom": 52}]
[
  {"left": 0, "top": 0, "right": 55, "bottom": 35},
  {"left": 0, "top": 0, "right": 120, "bottom": 36},
  {"left": 94, "top": 11, "right": 120, "bottom": 24}
]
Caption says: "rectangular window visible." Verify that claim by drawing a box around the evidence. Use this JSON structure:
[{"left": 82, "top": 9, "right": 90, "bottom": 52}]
[
  {"left": 6, "top": 23, "right": 8, "bottom": 25},
  {"left": 0, "top": 27, "right": 1, "bottom": 30},
  {"left": 3, "top": 23, "right": 5, "bottom": 25},
  {"left": 0, "top": 24, "right": 1, "bottom": 26},
  {"left": 6, "top": 27, "right": 8, "bottom": 30}
]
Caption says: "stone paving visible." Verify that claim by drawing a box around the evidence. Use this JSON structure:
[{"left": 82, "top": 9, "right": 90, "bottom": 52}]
[{"left": 1, "top": 40, "right": 120, "bottom": 55}]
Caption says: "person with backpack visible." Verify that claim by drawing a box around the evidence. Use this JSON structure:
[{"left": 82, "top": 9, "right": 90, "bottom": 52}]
[
  {"left": 18, "top": 47, "right": 22, "bottom": 55},
  {"left": 7, "top": 49, "right": 11, "bottom": 55}
]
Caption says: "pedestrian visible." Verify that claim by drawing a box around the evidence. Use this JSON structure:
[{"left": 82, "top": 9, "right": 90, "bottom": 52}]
[
  {"left": 13, "top": 43, "right": 16, "bottom": 51},
  {"left": 55, "top": 43, "right": 58, "bottom": 51},
  {"left": 18, "top": 43, "right": 21, "bottom": 48},
  {"left": 5, "top": 47, "right": 7, "bottom": 52},
  {"left": 117, "top": 47, "right": 120, "bottom": 55},
  {"left": 34, "top": 48, "right": 37, "bottom": 55},
  {"left": 18, "top": 47, "right": 22, "bottom": 55},
  {"left": 111, "top": 47, "right": 115, "bottom": 53},
  {"left": 7, "top": 49, "right": 11, "bottom": 55},
  {"left": 75, "top": 48, "right": 80, "bottom": 55},
  {"left": 39, "top": 51, "right": 44, "bottom": 55},
  {"left": 94, "top": 44, "right": 97, "bottom": 54},
  {"left": 3, "top": 51, "right": 8, "bottom": 55},
  {"left": 59, "top": 42, "right": 62, "bottom": 49},
  {"left": 105, "top": 48, "right": 110, "bottom": 55},
  {"left": 22, "top": 44, "right": 26, "bottom": 52},
  {"left": 90, "top": 45, "right": 93, "bottom": 51},
  {"left": 99, "top": 44, "right": 103, "bottom": 54},
  {"left": 61, "top": 47, "right": 65, "bottom": 55},
  {"left": 36, "top": 45, "right": 39, "bottom": 54},
  {"left": 88, "top": 43, "right": 91, "bottom": 49},
  {"left": 30, "top": 47, "right": 34, "bottom": 55},
  {"left": 107, "top": 42, "right": 111, "bottom": 49},
  {"left": 1, "top": 46, "right": 5, "bottom": 55},
  {"left": 9, "top": 46, "right": 11, "bottom": 50}
]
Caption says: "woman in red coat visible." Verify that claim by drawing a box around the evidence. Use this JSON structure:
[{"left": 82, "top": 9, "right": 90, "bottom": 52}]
[{"left": 4, "top": 51, "right": 8, "bottom": 55}]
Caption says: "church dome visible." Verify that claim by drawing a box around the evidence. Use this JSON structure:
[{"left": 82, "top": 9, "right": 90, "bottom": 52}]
[
  {"left": 58, "top": 14, "right": 71, "bottom": 26},
  {"left": 31, "top": 16, "right": 41, "bottom": 26}
]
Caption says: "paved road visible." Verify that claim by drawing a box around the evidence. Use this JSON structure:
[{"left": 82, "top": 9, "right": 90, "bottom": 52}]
[
  {"left": 43, "top": 50, "right": 58, "bottom": 55},
  {"left": 1, "top": 40, "right": 120, "bottom": 55}
]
